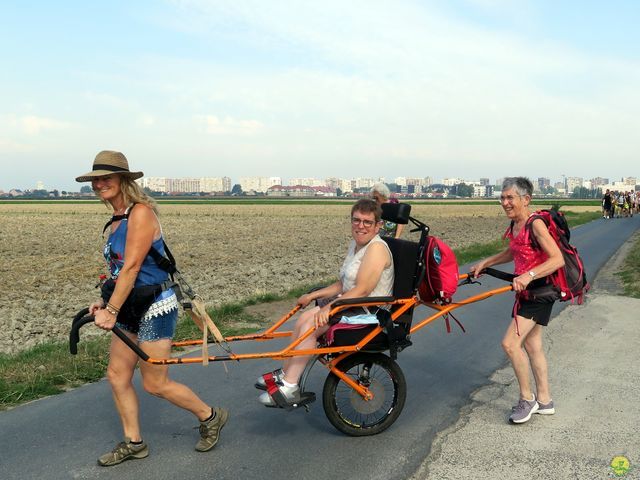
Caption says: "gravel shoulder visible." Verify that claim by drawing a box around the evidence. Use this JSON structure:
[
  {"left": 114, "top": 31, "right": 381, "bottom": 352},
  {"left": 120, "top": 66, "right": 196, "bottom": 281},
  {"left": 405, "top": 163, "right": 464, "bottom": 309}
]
[{"left": 411, "top": 233, "right": 640, "bottom": 480}]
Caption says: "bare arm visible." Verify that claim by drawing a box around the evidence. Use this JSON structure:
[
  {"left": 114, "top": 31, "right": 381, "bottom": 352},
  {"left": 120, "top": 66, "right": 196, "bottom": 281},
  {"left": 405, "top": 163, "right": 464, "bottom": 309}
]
[
  {"left": 470, "top": 247, "right": 513, "bottom": 278},
  {"left": 394, "top": 223, "right": 405, "bottom": 239},
  {"left": 314, "top": 242, "right": 391, "bottom": 326},
  {"left": 296, "top": 280, "right": 343, "bottom": 308}
]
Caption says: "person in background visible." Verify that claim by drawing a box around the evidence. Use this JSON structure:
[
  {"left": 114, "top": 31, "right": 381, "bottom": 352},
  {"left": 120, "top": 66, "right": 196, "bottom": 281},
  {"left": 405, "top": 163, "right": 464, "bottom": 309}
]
[
  {"left": 371, "top": 183, "right": 404, "bottom": 239},
  {"left": 470, "top": 177, "right": 564, "bottom": 424},
  {"left": 616, "top": 191, "right": 625, "bottom": 218},
  {"left": 76, "top": 151, "right": 228, "bottom": 466},
  {"left": 602, "top": 189, "right": 612, "bottom": 219}
]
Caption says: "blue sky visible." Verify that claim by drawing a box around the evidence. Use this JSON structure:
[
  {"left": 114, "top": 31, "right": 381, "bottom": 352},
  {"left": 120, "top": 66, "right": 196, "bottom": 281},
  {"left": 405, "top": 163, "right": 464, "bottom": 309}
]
[{"left": 1, "top": 0, "right": 638, "bottom": 191}]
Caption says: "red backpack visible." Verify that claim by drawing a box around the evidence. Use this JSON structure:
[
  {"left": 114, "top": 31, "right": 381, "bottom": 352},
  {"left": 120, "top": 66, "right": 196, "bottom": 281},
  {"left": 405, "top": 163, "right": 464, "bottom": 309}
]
[
  {"left": 418, "top": 236, "right": 459, "bottom": 304},
  {"left": 519, "top": 210, "right": 589, "bottom": 303}
]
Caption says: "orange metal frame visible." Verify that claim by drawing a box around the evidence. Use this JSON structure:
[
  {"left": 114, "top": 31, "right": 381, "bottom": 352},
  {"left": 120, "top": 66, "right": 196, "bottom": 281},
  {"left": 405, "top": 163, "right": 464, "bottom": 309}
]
[{"left": 138, "top": 275, "right": 513, "bottom": 403}]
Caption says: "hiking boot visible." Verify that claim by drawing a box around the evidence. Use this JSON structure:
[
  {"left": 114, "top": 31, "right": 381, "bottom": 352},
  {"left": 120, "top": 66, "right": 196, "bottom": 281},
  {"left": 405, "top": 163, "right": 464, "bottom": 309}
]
[
  {"left": 536, "top": 400, "right": 555, "bottom": 415},
  {"left": 258, "top": 383, "right": 300, "bottom": 407},
  {"left": 196, "top": 407, "right": 229, "bottom": 452},
  {"left": 255, "top": 368, "right": 285, "bottom": 390},
  {"left": 98, "top": 438, "right": 149, "bottom": 466},
  {"left": 509, "top": 397, "right": 539, "bottom": 424}
]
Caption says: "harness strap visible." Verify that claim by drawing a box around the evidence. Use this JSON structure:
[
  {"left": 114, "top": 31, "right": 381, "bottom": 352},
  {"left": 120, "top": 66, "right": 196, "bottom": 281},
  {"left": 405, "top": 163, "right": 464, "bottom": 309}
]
[
  {"left": 147, "top": 241, "right": 178, "bottom": 275},
  {"left": 443, "top": 312, "right": 466, "bottom": 334},
  {"left": 512, "top": 295, "right": 522, "bottom": 336},
  {"left": 101, "top": 202, "right": 231, "bottom": 356},
  {"left": 102, "top": 214, "right": 128, "bottom": 234}
]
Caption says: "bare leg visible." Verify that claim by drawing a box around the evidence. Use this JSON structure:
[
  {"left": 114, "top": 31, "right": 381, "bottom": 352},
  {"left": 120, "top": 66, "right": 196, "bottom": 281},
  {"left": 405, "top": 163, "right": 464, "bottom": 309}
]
[
  {"left": 106, "top": 331, "right": 143, "bottom": 441},
  {"left": 523, "top": 325, "right": 551, "bottom": 404},
  {"left": 501, "top": 316, "right": 538, "bottom": 400},
  {"left": 282, "top": 307, "right": 329, "bottom": 384},
  {"left": 138, "top": 339, "right": 212, "bottom": 421}
]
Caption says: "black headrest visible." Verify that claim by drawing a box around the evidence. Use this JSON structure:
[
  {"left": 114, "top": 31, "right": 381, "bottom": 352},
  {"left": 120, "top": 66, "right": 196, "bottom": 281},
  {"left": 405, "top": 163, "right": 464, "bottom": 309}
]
[{"left": 381, "top": 202, "right": 411, "bottom": 225}]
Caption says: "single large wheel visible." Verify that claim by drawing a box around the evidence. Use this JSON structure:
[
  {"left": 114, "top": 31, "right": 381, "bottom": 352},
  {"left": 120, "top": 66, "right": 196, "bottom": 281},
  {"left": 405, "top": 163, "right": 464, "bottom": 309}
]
[{"left": 322, "top": 352, "right": 406, "bottom": 436}]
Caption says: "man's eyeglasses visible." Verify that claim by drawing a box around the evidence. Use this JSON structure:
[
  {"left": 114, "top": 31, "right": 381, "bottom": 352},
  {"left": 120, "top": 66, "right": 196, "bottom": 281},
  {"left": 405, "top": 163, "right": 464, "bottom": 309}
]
[{"left": 351, "top": 217, "right": 376, "bottom": 228}]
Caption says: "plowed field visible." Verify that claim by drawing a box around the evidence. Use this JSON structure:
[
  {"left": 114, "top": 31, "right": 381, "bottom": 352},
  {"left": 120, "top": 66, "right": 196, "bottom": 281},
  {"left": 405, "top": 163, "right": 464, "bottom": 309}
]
[{"left": 0, "top": 201, "right": 585, "bottom": 354}]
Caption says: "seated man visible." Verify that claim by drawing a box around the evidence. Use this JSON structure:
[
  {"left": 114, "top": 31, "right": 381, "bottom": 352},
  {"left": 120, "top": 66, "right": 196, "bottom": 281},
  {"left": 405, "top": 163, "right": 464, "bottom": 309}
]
[{"left": 257, "top": 198, "right": 394, "bottom": 405}]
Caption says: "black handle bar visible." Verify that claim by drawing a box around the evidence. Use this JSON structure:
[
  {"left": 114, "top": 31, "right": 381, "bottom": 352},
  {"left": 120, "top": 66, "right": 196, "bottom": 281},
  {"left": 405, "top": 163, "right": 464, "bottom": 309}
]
[
  {"left": 483, "top": 267, "right": 516, "bottom": 282},
  {"left": 69, "top": 308, "right": 92, "bottom": 355},
  {"left": 478, "top": 267, "right": 547, "bottom": 289},
  {"left": 69, "top": 308, "right": 149, "bottom": 361}
]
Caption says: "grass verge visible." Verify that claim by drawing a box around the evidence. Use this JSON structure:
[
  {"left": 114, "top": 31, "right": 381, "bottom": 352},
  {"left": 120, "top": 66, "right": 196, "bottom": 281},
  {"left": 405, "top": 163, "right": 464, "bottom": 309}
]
[
  {"left": 0, "top": 211, "right": 602, "bottom": 411},
  {"left": 0, "top": 279, "right": 334, "bottom": 411},
  {"left": 619, "top": 233, "right": 640, "bottom": 298},
  {"left": 0, "top": 337, "right": 110, "bottom": 409}
]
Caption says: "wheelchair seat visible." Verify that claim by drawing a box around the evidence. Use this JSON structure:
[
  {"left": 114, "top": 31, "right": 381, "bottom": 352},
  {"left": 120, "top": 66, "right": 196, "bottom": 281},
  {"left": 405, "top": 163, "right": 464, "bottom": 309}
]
[{"left": 330, "top": 236, "right": 424, "bottom": 351}]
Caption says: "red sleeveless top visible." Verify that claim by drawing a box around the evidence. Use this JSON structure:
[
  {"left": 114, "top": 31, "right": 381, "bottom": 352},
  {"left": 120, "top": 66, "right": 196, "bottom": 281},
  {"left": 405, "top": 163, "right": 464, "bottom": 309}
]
[{"left": 504, "top": 217, "right": 548, "bottom": 275}]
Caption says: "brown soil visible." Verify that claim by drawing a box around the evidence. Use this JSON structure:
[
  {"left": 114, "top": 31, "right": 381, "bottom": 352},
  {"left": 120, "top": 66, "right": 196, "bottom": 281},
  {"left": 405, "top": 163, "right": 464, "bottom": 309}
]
[{"left": 0, "top": 202, "right": 595, "bottom": 354}]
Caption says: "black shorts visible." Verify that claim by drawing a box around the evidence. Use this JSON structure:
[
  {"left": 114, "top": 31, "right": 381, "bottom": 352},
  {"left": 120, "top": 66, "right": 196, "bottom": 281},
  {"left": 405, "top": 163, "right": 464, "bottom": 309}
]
[{"left": 515, "top": 298, "right": 554, "bottom": 326}]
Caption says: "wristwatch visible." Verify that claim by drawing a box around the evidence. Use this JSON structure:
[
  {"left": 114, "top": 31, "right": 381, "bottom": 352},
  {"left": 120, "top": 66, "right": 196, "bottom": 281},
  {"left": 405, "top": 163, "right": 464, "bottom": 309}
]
[{"left": 528, "top": 270, "right": 536, "bottom": 278}]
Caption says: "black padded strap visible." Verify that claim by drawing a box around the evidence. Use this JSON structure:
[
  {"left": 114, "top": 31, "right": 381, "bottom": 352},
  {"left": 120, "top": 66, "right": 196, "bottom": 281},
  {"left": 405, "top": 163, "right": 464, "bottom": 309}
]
[
  {"left": 147, "top": 240, "right": 177, "bottom": 274},
  {"left": 102, "top": 213, "right": 129, "bottom": 234},
  {"left": 483, "top": 267, "right": 547, "bottom": 289},
  {"left": 484, "top": 267, "right": 516, "bottom": 282}
]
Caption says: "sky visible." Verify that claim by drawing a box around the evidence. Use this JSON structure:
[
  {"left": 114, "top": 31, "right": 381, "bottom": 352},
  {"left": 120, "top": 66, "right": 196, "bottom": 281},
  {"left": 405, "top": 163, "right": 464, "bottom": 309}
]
[{"left": 1, "top": 0, "right": 639, "bottom": 192}]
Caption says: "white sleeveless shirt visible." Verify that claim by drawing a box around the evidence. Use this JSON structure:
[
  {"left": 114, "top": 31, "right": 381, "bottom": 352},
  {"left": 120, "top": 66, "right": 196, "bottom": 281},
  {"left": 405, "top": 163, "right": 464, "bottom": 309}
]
[{"left": 339, "top": 235, "right": 394, "bottom": 297}]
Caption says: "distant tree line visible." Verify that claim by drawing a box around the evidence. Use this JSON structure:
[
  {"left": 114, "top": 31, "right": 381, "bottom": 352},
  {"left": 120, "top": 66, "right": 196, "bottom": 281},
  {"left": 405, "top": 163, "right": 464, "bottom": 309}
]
[{"left": 571, "top": 187, "right": 603, "bottom": 199}]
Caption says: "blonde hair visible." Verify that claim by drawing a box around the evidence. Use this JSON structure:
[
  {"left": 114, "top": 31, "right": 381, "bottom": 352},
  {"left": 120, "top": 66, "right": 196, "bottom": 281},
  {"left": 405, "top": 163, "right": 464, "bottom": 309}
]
[{"left": 97, "top": 174, "right": 158, "bottom": 214}]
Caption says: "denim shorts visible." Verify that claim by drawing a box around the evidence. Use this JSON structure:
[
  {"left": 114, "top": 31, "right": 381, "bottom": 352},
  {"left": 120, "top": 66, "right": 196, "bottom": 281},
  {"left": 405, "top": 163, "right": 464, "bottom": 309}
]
[{"left": 116, "top": 307, "right": 178, "bottom": 342}]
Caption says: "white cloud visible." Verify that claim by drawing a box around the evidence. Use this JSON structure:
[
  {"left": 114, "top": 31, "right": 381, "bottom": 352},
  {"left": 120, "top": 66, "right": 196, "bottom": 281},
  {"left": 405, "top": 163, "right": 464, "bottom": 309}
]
[
  {"left": 82, "top": 91, "right": 132, "bottom": 109},
  {"left": 138, "top": 114, "right": 156, "bottom": 126},
  {"left": 0, "top": 138, "right": 34, "bottom": 153},
  {"left": 197, "top": 115, "right": 264, "bottom": 135},
  {"left": 0, "top": 114, "right": 72, "bottom": 136},
  {"left": 21, "top": 115, "right": 72, "bottom": 135},
  {"left": 158, "top": 1, "right": 639, "bottom": 173}
]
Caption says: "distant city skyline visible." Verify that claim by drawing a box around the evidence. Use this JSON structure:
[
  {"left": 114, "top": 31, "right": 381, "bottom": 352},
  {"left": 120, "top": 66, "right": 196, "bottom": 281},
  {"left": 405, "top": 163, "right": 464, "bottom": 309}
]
[
  {"left": 2, "top": 1, "right": 638, "bottom": 192},
  {"left": 4, "top": 173, "right": 636, "bottom": 195}
]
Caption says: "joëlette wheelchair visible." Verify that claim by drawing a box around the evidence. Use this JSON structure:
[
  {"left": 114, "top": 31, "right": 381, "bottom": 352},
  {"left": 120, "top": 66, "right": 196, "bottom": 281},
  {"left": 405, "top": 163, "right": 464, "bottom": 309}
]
[{"left": 70, "top": 203, "right": 513, "bottom": 436}]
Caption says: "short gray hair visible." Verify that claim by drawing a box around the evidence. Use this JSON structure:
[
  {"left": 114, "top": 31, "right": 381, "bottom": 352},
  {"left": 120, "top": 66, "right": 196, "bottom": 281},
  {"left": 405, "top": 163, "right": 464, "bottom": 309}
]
[
  {"left": 370, "top": 182, "right": 391, "bottom": 198},
  {"left": 502, "top": 177, "right": 533, "bottom": 197}
]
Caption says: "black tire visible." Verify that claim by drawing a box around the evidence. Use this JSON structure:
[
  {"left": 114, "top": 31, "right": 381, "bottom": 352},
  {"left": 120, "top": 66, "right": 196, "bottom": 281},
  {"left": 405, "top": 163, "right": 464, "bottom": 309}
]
[{"left": 322, "top": 352, "right": 406, "bottom": 436}]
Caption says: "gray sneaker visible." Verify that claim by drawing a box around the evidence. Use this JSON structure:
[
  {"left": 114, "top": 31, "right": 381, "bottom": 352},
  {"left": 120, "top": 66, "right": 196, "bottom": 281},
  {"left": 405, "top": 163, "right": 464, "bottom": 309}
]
[
  {"left": 509, "top": 397, "right": 539, "bottom": 424},
  {"left": 98, "top": 438, "right": 149, "bottom": 466},
  {"left": 536, "top": 400, "right": 555, "bottom": 415},
  {"left": 196, "top": 407, "right": 229, "bottom": 452},
  {"left": 255, "top": 368, "right": 285, "bottom": 390}
]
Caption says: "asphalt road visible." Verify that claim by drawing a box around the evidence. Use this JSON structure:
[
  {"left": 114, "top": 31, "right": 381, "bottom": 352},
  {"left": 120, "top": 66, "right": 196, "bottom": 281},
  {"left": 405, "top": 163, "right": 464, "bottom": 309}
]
[{"left": 1, "top": 215, "right": 637, "bottom": 480}]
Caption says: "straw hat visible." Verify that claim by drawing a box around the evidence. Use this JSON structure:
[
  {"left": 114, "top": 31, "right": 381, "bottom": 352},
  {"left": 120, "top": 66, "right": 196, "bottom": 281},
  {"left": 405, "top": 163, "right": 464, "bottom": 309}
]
[{"left": 75, "top": 150, "right": 143, "bottom": 182}]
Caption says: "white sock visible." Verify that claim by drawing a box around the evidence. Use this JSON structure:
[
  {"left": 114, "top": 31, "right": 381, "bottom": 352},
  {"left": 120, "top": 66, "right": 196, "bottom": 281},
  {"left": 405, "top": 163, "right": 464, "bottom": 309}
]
[{"left": 282, "top": 379, "right": 297, "bottom": 388}]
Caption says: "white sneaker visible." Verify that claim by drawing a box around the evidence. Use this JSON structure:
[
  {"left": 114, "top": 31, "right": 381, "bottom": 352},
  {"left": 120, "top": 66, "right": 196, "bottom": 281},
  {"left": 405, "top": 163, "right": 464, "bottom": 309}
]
[
  {"left": 255, "top": 368, "right": 285, "bottom": 390},
  {"left": 258, "top": 383, "right": 300, "bottom": 406}
]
